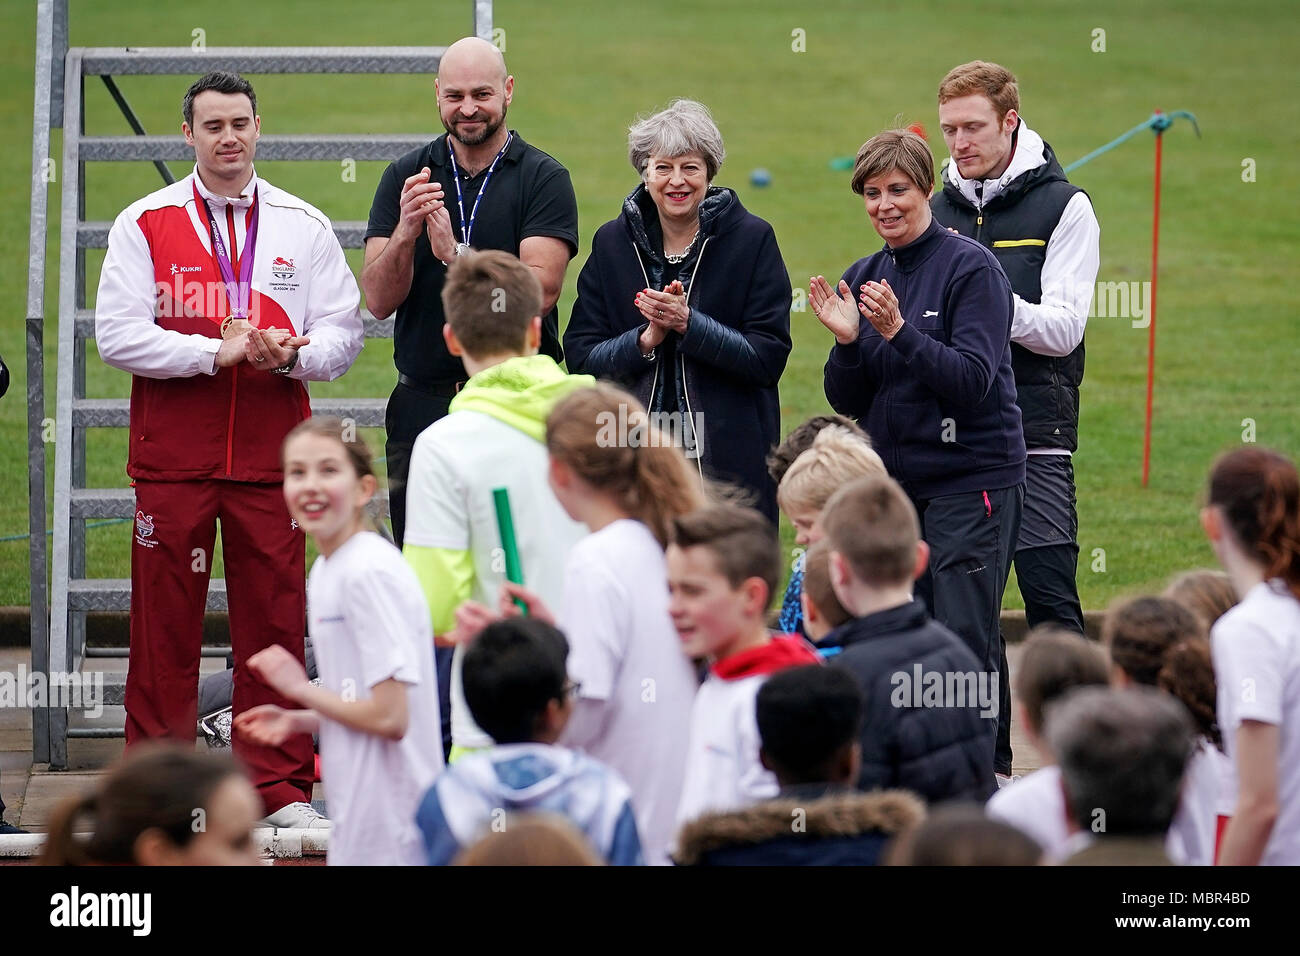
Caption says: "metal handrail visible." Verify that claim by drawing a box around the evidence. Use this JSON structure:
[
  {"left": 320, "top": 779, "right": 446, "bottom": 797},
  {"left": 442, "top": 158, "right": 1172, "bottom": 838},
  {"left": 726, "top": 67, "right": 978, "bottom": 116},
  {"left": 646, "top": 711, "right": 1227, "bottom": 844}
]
[{"left": 25, "top": 0, "right": 60, "bottom": 763}]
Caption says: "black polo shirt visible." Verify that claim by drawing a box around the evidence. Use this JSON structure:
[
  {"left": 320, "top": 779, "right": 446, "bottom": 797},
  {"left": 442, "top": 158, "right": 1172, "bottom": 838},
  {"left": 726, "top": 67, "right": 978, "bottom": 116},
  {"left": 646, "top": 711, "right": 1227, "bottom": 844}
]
[{"left": 365, "top": 130, "right": 578, "bottom": 384}]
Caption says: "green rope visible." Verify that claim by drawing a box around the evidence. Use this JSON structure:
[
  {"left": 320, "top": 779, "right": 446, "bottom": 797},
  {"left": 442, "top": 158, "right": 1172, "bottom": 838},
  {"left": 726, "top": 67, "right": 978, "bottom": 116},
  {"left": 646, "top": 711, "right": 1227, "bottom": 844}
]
[
  {"left": 1063, "top": 110, "right": 1201, "bottom": 173},
  {"left": 828, "top": 110, "right": 1202, "bottom": 176}
]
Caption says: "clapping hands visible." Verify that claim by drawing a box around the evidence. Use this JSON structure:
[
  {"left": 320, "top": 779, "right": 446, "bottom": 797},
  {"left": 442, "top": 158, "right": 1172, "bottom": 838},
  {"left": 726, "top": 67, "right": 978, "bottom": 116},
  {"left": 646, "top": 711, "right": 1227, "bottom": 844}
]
[
  {"left": 810, "top": 275, "right": 904, "bottom": 342},
  {"left": 636, "top": 279, "right": 689, "bottom": 335}
]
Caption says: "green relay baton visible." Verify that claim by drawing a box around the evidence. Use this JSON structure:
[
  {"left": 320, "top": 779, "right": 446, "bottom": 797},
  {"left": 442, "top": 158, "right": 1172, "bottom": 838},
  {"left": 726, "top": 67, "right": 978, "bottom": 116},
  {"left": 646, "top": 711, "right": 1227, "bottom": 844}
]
[{"left": 492, "top": 487, "right": 527, "bottom": 615}]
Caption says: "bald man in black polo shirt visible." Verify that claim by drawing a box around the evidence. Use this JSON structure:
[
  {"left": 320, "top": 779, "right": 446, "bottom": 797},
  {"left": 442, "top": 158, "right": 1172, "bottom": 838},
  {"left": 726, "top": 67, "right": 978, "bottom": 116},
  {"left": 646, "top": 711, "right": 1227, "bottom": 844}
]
[{"left": 363, "top": 36, "right": 578, "bottom": 547}]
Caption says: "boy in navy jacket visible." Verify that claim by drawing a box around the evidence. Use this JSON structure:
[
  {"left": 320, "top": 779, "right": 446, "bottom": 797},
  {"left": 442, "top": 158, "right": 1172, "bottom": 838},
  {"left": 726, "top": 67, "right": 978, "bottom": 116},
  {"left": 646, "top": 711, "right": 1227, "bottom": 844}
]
[{"left": 820, "top": 474, "right": 997, "bottom": 801}]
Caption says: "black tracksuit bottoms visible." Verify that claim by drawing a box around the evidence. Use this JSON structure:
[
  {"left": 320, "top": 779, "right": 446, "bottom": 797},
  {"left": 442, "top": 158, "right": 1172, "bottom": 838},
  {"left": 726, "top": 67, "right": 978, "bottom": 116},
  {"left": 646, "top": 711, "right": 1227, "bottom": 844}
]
[{"left": 911, "top": 483, "right": 1025, "bottom": 776}]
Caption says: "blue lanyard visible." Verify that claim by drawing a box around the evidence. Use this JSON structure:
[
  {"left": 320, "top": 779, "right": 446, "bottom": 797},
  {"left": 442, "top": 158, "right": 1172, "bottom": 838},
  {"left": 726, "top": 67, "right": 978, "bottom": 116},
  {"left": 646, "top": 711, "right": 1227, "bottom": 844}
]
[{"left": 446, "top": 132, "right": 512, "bottom": 248}]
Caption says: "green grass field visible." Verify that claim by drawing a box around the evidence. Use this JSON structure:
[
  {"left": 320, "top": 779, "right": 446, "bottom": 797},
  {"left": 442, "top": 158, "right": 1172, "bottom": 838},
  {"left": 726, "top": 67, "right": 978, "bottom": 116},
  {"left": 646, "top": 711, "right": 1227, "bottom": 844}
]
[{"left": 1, "top": 0, "right": 1297, "bottom": 610}]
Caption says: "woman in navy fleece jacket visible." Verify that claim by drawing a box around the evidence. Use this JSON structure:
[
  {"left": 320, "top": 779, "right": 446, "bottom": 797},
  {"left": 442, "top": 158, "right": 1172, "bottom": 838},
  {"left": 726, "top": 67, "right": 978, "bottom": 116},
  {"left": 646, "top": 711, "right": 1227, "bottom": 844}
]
[{"left": 812, "top": 128, "right": 1026, "bottom": 778}]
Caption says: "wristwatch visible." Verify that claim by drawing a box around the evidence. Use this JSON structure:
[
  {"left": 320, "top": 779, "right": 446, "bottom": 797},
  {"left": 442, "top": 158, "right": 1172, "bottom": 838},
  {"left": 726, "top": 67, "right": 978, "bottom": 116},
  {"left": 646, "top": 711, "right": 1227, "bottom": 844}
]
[
  {"left": 440, "top": 242, "right": 471, "bottom": 267},
  {"left": 271, "top": 349, "right": 299, "bottom": 376}
]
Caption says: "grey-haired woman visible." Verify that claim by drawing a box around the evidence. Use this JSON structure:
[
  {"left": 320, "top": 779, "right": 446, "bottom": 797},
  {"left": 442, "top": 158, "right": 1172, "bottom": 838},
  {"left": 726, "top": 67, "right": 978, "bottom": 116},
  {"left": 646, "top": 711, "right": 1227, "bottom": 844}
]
[{"left": 564, "top": 99, "right": 792, "bottom": 520}]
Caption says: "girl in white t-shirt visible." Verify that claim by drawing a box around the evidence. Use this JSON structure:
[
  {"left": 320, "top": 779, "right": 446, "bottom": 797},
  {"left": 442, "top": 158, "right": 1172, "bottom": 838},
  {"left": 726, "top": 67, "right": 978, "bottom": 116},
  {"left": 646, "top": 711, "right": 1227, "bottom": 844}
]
[
  {"left": 1202, "top": 447, "right": 1300, "bottom": 866},
  {"left": 455, "top": 384, "right": 707, "bottom": 864},
  {"left": 1158, "top": 638, "right": 1236, "bottom": 864},
  {"left": 235, "top": 418, "right": 444, "bottom": 865},
  {"left": 1105, "top": 595, "right": 1236, "bottom": 864}
]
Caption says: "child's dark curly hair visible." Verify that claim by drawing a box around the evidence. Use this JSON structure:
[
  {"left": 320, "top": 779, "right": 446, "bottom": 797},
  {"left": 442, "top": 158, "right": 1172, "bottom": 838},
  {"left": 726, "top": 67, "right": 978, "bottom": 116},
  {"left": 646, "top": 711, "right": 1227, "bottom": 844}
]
[
  {"left": 1104, "top": 595, "right": 1201, "bottom": 688},
  {"left": 1107, "top": 595, "right": 1222, "bottom": 750},
  {"left": 1157, "top": 637, "right": 1221, "bottom": 749}
]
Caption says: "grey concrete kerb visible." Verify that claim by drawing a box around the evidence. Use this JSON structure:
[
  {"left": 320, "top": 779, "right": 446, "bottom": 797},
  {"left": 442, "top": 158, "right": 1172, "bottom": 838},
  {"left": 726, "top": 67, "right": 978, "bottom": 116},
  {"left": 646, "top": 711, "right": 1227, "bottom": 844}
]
[{"left": 0, "top": 828, "right": 330, "bottom": 859}]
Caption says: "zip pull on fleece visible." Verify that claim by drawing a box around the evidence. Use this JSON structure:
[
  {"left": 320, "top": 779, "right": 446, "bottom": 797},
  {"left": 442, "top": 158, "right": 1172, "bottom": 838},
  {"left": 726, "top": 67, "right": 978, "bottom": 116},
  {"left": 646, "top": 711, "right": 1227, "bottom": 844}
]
[{"left": 983, "top": 490, "right": 992, "bottom": 517}]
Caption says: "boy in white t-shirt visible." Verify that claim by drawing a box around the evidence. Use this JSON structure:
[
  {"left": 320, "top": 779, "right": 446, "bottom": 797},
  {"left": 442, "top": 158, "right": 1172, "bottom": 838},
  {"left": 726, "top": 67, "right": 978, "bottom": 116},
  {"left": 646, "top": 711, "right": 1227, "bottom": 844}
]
[
  {"left": 402, "top": 251, "right": 593, "bottom": 758},
  {"left": 985, "top": 627, "right": 1109, "bottom": 861},
  {"left": 1050, "top": 687, "right": 1194, "bottom": 866},
  {"left": 669, "top": 504, "right": 820, "bottom": 835}
]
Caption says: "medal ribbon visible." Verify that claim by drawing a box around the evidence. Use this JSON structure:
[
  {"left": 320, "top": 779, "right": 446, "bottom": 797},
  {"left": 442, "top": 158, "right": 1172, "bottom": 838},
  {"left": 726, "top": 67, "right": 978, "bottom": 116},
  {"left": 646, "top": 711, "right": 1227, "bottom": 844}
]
[
  {"left": 446, "top": 132, "right": 512, "bottom": 247},
  {"left": 193, "top": 181, "right": 259, "bottom": 321}
]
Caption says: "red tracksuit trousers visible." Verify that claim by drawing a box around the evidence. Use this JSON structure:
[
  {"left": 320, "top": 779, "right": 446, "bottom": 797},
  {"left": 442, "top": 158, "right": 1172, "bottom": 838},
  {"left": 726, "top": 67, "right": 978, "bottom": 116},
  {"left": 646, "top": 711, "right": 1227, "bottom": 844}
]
[{"left": 126, "top": 478, "right": 314, "bottom": 814}]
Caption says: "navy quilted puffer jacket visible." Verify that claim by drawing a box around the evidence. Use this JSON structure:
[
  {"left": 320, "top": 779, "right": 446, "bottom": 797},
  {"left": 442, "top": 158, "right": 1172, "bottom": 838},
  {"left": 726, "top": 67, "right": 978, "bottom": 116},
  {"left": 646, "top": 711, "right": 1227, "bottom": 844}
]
[{"left": 564, "top": 185, "right": 792, "bottom": 520}]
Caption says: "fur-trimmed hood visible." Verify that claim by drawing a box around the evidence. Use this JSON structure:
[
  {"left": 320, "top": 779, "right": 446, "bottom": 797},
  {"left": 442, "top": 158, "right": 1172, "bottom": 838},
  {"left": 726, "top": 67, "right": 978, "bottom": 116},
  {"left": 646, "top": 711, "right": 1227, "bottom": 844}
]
[{"left": 673, "top": 789, "right": 925, "bottom": 866}]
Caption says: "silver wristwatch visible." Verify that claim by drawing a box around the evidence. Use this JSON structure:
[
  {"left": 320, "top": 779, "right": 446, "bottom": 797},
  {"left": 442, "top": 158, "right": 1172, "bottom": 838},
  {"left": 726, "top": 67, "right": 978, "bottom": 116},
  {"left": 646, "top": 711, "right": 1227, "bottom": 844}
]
[{"left": 441, "top": 242, "right": 471, "bottom": 267}]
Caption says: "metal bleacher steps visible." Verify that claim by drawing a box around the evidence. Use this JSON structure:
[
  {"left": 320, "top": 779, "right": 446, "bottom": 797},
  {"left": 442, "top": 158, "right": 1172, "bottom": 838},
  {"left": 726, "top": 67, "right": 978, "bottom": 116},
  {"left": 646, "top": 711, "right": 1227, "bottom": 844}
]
[{"left": 30, "top": 0, "right": 494, "bottom": 765}]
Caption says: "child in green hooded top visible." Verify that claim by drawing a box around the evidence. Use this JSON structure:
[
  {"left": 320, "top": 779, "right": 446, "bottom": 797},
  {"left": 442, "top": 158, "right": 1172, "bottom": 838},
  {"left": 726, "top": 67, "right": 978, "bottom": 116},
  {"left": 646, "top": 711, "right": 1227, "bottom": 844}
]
[{"left": 402, "top": 249, "right": 594, "bottom": 761}]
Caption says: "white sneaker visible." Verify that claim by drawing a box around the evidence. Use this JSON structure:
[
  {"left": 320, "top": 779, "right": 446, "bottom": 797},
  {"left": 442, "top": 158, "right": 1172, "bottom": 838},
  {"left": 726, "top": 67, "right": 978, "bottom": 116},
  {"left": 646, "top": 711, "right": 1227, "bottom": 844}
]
[
  {"left": 995, "top": 773, "right": 1020, "bottom": 789},
  {"left": 260, "top": 801, "right": 332, "bottom": 829}
]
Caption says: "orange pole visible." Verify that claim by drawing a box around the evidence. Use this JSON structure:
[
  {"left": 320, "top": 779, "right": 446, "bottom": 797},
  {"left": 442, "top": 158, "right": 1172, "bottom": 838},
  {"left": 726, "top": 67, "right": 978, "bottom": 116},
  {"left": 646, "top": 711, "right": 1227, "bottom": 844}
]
[{"left": 1142, "top": 114, "right": 1164, "bottom": 488}]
